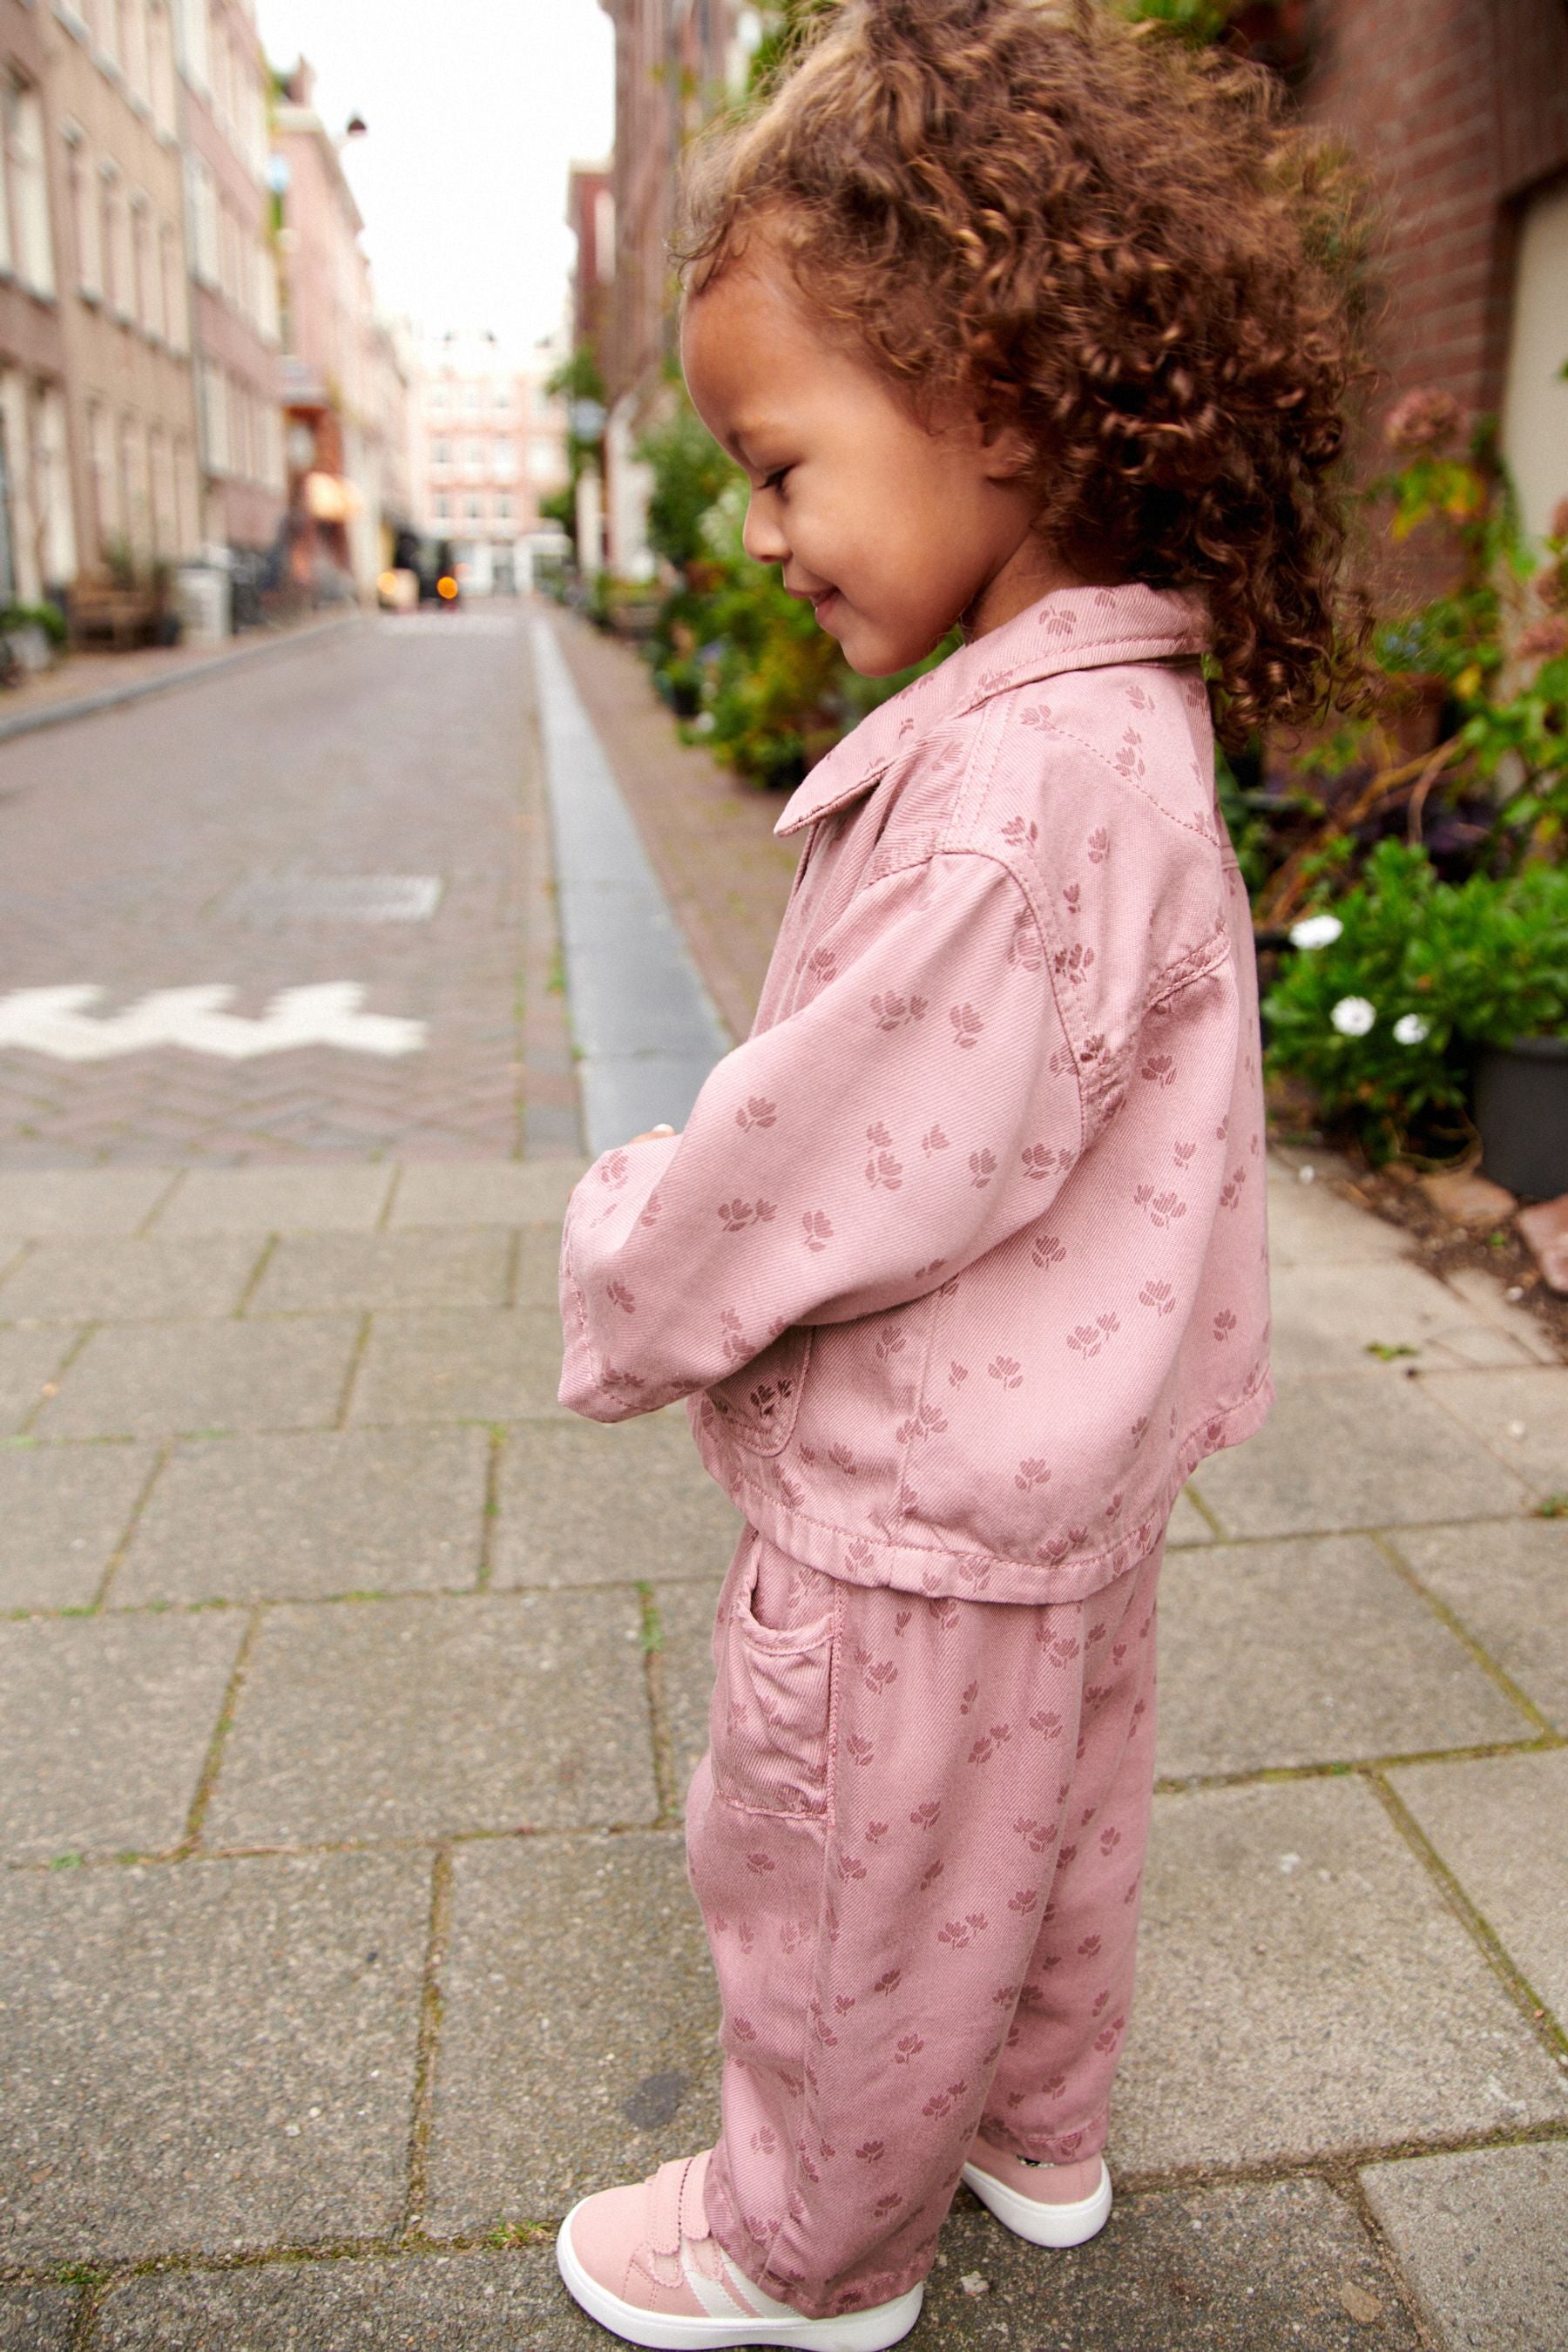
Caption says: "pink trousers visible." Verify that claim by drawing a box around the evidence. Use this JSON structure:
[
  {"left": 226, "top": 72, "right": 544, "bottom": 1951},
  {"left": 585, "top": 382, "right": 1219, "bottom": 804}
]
[{"left": 684, "top": 1520, "right": 1164, "bottom": 2322}]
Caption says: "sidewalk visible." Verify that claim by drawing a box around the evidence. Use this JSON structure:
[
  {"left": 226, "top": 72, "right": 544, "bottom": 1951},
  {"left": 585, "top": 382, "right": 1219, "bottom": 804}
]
[
  {"left": 0, "top": 609, "right": 365, "bottom": 746},
  {"left": 0, "top": 1148, "right": 1564, "bottom": 2349}
]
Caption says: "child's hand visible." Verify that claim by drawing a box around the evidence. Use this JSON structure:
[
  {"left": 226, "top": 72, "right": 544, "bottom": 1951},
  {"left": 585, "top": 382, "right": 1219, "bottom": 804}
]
[{"left": 628, "top": 1124, "right": 679, "bottom": 1145}]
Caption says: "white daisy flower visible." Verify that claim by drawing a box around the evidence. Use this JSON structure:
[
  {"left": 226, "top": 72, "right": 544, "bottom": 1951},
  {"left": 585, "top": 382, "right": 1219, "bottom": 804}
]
[
  {"left": 1289, "top": 913, "right": 1344, "bottom": 950},
  {"left": 1330, "top": 996, "right": 1376, "bottom": 1037},
  {"left": 1393, "top": 1013, "right": 1430, "bottom": 1045}
]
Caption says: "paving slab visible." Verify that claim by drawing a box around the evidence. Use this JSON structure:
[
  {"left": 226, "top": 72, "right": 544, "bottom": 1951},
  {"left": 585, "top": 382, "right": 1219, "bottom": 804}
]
[
  {"left": 388, "top": 1159, "right": 589, "bottom": 1228},
  {"left": 1112, "top": 1777, "right": 1568, "bottom": 2173},
  {"left": 0, "top": 1167, "right": 175, "bottom": 1238},
  {"left": 1267, "top": 1259, "right": 1537, "bottom": 1376},
  {"left": 917, "top": 2178, "right": 1420, "bottom": 2349},
  {"left": 0, "top": 2285, "right": 78, "bottom": 2349},
  {"left": 1263, "top": 1173, "right": 1412, "bottom": 1269},
  {"left": 651, "top": 1577, "right": 726, "bottom": 1801},
  {"left": 1421, "top": 1366, "right": 1568, "bottom": 1502},
  {"left": 0, "top": 1441, "right": 152, "bottom": 1611},
  {"left": 112, "top": 1427, "right": 490, "bottom": 1605},
  {"left": 153, "top": 1165, "right": 395, "bottom": 1235},
  {"left": 203, "top": 1589, "right": 656, "bottom": 1847},
  {"left": 491, "top": 1411, "right": 742, "bottom": 1588},
  {"left": 0, "top": 1851, "right": 429, "bottom": 2263},
  {"left": 0, "top": 1610, "right": 242, "bottom": 1860},
  {"left": 1389, "top": 1517, "right": 1568, "bottom": 1730},
  {"left": 514, "top": 1223, "right": 568, "bottom": 1309},
  {"left": 247, "top": 1227, "right": 512, "bottom": 1316},
  {"left": 1155, "top": 1535, "right": 1532, "bottom": 1780},
  {"left": 1441, "top": 1267, "right": 1561, "bottom": 1365},
  {"left": 0, "top": 1325, "right": 80, "bottom": 1433},
  {"left": 427, "top": 1832, "right": 722, "bottom": 2229},
  {"left": 1388, "top": 1747, "right": 1568, "bottom": 2024},
  {"left": 91, "top": 2247, "right": 607, "bottom": 2352},
  {"left": 1360, "top": 2141, "right": 1568, "bottom": 2352},
  {"left": 349, "top": 1307, "right": 565, "bottom": 1424},
  {"left": 0, "top": 1233, "right": 264, "bottom": 1323},
  {"left": 1187, "top": 1373, "right": 1528, "bottom": 1538},
  {"left": 33, "top": 1316, "right": 361, "bottom": 1440}
]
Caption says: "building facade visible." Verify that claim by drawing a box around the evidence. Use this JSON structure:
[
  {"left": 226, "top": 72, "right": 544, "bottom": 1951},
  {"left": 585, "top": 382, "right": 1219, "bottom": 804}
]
[
  {"left": 591, "top": 0, "right": 745, "bottom": 576},
  {"left": 1306, "top": 0, "right": 1568, "bottom": 564},
  {"left": 413, "top": 327, "right": 567, "bottom": 593},
  {"left": 0, "top": 0, "right": 73, "bottom": 601},
  {"left": 272, "top": 60, "right": 409, "bottom": 599},
  {"left": 174, "top": 0, "right": 283, "bottom": 559},
  {"left": 46, "top": 0, "right": 199, "bottom": 578}
]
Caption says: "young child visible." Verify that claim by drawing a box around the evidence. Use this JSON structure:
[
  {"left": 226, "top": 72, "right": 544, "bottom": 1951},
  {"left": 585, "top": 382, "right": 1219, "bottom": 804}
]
[{"left": 554, "top": 3, "right": 1369, "bottom": 2342}]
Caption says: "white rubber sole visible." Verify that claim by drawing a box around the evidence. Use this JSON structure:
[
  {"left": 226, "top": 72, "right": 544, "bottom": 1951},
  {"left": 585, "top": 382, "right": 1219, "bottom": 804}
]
[
  {"left": 555, "top": 2207, "right": 926, "bottom": 2350},
  {"left": 960, "top": 2156, "right": 1112, "bottom": 2248}
]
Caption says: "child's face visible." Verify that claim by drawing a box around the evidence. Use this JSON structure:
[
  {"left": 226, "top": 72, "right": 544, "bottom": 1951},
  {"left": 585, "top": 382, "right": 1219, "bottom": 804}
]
[{"left": 681, "top": 247, "right": 1064, "bottom": 675}]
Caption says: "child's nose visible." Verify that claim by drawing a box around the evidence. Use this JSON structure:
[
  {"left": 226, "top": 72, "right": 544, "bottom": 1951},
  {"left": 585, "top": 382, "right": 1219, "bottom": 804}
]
[{"left": 742, "top": 495, "right": 788, "bottom": 566}]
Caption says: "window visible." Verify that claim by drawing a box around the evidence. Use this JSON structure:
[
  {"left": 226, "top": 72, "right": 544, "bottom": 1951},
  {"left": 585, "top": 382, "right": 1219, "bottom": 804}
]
[
  {"left": 149, "top": 422, "right": 175, "bottom": 555},
  {"left": 172, "top": 0, "right": 208, "bottom": 86},
  {"left": 493, "top": 382, "right": 511, "bottom": 414},
  {"left": 491, "top": 436, "right": 517, "bottom": 480},
  {"left": 160, "top": 220, "right": 185, "bottom": 349},
  {"left": 36, "top": 386, "right": 75, "bottom": 585},
  {"left": 123, "top": 0, "right": 150, "bottom": 105},
  {"left": 497, "top": 495, "right": 513, "bottom": 524},
  {"left": 431, "top": 436, "right": 449, "bottom": 468},
  {"left": 102, "top": 168, "right": 134, "bottom": 322},
  {"left": 433, "top": 493, "right": 449, "bottom": 521},
  {"left": 197, "top": 357, "right": 227, "bottom": 474},
  {"left": 463, "top": 381, "right": 479, "bottom": 414},
  {"left": 64, "top": 132, "right": 100, "bottom": 298},
  {"left": 464, "top": 436, "right": 483, "bottom": 472},
  {"left": 120, "top": 413, "right": 151, "bottom": 556},
  {"left": 87, "top": 400, "right": 118, "bottom": 552},
  {"left": 130, "top": 193, "right": 157, "bottom": 335},
  {"left": 465, "top": 494, "right": 482, "bottom": 521},
  {"left": 253, "top": 232, "right": 278, "bottom": 340},
  {"left": 429, "top": 382, "right": 448, "bottom": 415},
  {"left": 533, "top": 383, "right": 555, "bottom": 418},
  {"left": 529, "top": 441, "right": 564, "bottom": 483},
  {"left": 184, "top": 151, "right": 218, "bottom": 285},
  {"left": 4, "top": 85, "right": 53, "bottom": 298},
  {"left": 173, "top": 432, "right": 196, "bottom": 553},
  {"left": 147, "top": 2, "right": 177, "bottom": 134}
]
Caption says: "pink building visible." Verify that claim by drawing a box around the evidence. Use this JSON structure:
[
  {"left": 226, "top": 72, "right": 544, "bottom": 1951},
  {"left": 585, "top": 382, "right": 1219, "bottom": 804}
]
[
  {"left": 412, "top": 328, "right": 567, "bottom": 595},
  {"left": 272, "top": 61, "right": 410, "bottom": 598}
]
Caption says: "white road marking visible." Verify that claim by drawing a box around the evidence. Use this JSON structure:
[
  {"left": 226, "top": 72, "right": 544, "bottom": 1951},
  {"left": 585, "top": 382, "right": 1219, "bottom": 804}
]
[{"left": 0, "top": 984, "right": 427, "bottom": 1060}]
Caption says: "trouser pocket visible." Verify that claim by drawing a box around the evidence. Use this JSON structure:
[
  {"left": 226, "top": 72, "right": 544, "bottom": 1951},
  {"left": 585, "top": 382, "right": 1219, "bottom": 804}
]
[{"left": 710, "top": 1531, "right": 838, "bottom": 1820}]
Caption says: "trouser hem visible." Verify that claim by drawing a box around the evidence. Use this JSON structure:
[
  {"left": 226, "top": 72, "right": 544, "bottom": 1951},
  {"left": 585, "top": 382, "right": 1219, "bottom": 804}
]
[{"left": 704, "top": 2157, "right": 935, "bottom": 2323}]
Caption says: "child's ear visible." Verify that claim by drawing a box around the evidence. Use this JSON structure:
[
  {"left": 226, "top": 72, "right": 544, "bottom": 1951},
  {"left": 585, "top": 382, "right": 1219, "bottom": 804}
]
[{"left": 977, "top": 409, "right": 1036, "bottom": 483}]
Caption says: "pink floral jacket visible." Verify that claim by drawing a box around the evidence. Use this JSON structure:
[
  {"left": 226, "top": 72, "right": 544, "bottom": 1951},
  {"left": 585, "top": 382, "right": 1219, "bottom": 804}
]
[{"left": 558, "top": 580, "right": 1272, "bottom": 1603}]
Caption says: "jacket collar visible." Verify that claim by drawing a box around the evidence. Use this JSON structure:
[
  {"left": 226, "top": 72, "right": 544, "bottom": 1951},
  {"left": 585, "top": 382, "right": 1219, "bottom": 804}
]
[{"left": 774, "top": 580, "right": 1211, "bottom": 837}]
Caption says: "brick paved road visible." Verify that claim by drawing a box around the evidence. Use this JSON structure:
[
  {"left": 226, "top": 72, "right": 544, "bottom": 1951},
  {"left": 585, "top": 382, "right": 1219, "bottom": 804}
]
[{"left": 0, "top": 610, "right": 578, "bottom": 1168}]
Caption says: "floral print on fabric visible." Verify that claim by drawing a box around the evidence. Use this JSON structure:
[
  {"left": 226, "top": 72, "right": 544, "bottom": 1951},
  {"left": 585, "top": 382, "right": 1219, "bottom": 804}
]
[{"left": 687, "top": 1521, "right": 1165, "bottom": 2322}]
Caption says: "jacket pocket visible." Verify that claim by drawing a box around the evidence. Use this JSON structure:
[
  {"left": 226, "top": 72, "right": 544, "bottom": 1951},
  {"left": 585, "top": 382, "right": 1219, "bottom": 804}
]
[
  {"left": 710, "top": 1532, "right": 836, "bottom": 1819},
  {"left": 704, "top": 1326, "right": 813, "bottom": 1457}
]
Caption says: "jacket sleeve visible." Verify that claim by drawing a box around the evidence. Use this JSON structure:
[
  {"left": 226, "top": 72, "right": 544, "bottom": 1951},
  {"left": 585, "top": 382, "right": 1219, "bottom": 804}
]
[{"left": 558, "top": 849, "right": 1085, "bottom": 1422}]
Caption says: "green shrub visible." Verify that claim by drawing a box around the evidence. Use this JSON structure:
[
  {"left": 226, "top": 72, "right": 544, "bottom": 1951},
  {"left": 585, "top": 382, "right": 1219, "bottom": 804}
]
[
  {"left": 0, "top": 599, "right": 66, "bottom": 648},
  {"left": 1263, "top": 841, "right": 1568, "bottom": 1158}
]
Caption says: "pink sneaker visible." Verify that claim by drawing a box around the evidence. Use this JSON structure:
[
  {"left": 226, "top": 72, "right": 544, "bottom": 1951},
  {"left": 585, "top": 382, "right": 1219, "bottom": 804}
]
[
  {"left": 960, "top": 2133, "right": 1112, "bottom": 2248},
  {"left": 555, "top": 2149, "right": 925, "bottom": 2349}
]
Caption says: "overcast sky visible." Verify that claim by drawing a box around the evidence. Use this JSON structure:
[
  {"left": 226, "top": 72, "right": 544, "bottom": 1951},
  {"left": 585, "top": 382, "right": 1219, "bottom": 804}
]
[{"left": 253, "top": 0, "right": 616, "bottom": 353}]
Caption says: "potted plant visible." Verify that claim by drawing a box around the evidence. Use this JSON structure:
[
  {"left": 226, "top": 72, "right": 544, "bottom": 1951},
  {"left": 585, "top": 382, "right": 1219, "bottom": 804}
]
[{"left": 1263, "top": 841, "right": 1568, "bottom": 1184}]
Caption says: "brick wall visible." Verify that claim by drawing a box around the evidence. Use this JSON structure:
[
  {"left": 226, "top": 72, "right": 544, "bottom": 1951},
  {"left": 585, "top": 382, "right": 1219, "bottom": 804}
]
[{"left": 1304, "top": 0, "right": 1568, "bottom": 596}]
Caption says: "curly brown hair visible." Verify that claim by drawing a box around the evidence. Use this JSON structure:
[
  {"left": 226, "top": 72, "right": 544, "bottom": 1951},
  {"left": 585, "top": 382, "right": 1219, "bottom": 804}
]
[{"left": 677, "top": 0, "right": 1382, "bottom": 754}]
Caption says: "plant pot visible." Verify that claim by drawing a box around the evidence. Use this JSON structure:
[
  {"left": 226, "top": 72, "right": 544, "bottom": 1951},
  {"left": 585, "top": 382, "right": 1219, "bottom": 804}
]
[{"left": 1475, "top": 1037, "right": 1568, "bottom": 1198}]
